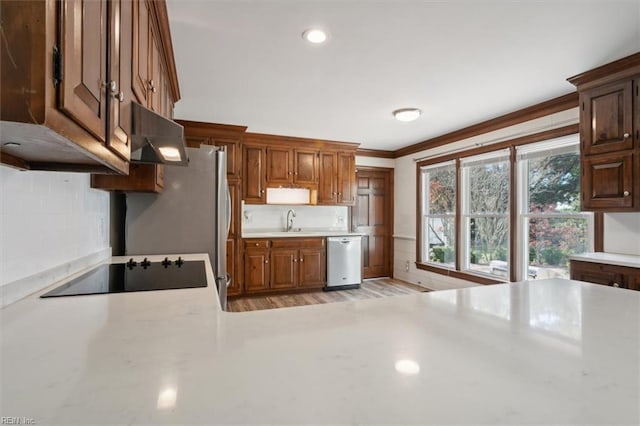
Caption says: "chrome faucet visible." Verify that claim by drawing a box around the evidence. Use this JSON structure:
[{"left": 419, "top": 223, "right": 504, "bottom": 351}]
[{"left": 286, "top": 209, "right": 296, "bottom": 232}]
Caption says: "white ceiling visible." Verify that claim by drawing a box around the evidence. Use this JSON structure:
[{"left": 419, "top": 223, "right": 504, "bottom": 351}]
[{"left": 166, "top": 0, "right": 640, "bottom": 151}]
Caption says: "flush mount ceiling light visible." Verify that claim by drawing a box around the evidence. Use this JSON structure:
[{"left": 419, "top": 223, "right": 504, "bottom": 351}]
[
  {"left": 302, "top": 28, "right": 328, "bottom": 44},
  {"left": 393, "top": 108, "right": 422, "bottom": 122}
]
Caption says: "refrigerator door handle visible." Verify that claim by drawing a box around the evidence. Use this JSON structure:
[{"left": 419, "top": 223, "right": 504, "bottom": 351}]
[{"left": 225, "top": 182, "right": 231, "bottom": 238}]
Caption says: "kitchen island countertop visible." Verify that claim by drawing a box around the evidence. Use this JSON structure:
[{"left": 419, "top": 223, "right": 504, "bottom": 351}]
[{"left": 1, "top": 254, "right": 638, "bottom": 425}]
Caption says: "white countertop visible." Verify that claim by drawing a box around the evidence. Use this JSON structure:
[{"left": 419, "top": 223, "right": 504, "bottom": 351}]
[
  {"left": 570, "top": 252, "right": 640, "bottom": 268},
  {"left": 1, "top": 255, "right": 639, "bottom": 425},
  {"left": 242, "top": 231, "right": 365, "bottom": 238}
]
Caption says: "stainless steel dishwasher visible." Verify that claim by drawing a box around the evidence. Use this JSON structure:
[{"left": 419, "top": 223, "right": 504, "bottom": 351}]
[{"left": 326, "top": 236, "right": 362, "bottom": 290}]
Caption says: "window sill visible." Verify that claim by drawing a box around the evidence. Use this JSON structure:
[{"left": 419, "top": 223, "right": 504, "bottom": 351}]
[{"left": 415, "top": 262, "right": 504, "bottom": 285}]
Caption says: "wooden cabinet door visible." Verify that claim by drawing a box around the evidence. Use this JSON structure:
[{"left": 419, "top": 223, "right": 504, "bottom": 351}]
[
  {"left": 149, "top": 26, "right": 162, "bottom": 113},
  {"left": 59, "top": 0, "right": 108, "bottom": 143},
  {"left": 298, "top": 248, "right": 326, "bottom": 287},
  {"left": 570, "top": 261, "right": 626, "bottom": 288},
  {"left": 132, "top": 0, "right": 151, "bottom": 106},
  {"left": 226, "top": 238, "right": 242, "bottom": 296},
  {"left": 294, "top": 150, "right": 318, "bottom": 185},
  {"left": 214, "top": 140, "right": 241, "bottom": 179},
  {"left": 267, "top": 147, "right": 293, "bottom": 184},
  {"left": 244, "top": 248, "right": 270, "bottom": 293},
  {"left": 582, "top": 151, "right": 634, "bottom": 209},
  {"left": 243, "top": 145, "right": 266, "bottom": 203},
  {"left": 581, "top": 80, "right": 634, "bottom": 155},
  {"left": 270, "top": 248, "right": 298, "bottom": 289},
  {"left": 318, "top": 152, "right": 338, "bottom": 204},
  {"left": 628, "top": 271, "right": 640, "bottom": 291},
  {"left": 337, "top": 152, "right": 357, "bottom": 205},
  {"left": 107, "top": 0, "right": 131, "bottom": 161}
]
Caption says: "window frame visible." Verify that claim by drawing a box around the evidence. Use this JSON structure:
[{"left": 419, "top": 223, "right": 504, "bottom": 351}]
[
  {"left": 460, "top": 150, "right": 511, "bottom": 280},
  {"left": 419, "top": 161, "right": 457, "bottom": 270},
  {"left": 515, "top": 137, "right": 594, "bottom": 281},
  {"left": 415, "top": 126, "right": 600, "bottom": 285}
]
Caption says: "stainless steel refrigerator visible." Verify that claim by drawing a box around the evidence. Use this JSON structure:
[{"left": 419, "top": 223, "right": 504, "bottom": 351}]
[{"left": 125, "top": 146, "right": 230, "bottom": 310}]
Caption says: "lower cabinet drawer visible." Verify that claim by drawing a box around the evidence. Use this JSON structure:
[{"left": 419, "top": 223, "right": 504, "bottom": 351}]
[{"left": 570, "top": 260, "right": 638, "bottom": 290}]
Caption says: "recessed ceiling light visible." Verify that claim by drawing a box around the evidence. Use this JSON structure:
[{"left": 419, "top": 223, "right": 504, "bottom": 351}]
[
  {"left": 393, "top": 108, "right": 422, "bottom": 122},
  {"left": 302, "top": 28, "right": 328, "bottom": 44}
]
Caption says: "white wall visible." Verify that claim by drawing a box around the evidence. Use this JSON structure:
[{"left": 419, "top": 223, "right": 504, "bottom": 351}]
[
  {"left": 603, "top": 213, "right": 640, "bottom": 255},
  {"left": 1, "top": 167, "right": 111, "bottom": 305},
  {"left": 242, "top": 204, "right": 348, "bottom": 233}
]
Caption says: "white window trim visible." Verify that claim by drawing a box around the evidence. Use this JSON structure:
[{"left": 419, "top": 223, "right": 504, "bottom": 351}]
[
  {"left": 515, "top": 137, "right": 593, "bottom": 281},
  {"left": 460, "top": 153, "right": 511, "bottom": 280}
]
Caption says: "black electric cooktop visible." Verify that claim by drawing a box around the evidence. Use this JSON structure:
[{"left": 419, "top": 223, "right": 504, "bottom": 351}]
[{"left": 41, "top": 257, "right": 207, "bottom": 298}]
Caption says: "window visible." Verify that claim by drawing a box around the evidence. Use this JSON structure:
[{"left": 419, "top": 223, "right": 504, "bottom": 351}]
[
  {"left": 420, "top": 161, "right": 456, "bottom": 268},
  {"left": 517, "top": 136, "right": 593, "bottom": 280},
  {"left": 416, "top": 131, "right": 594, "bottom": 284},
  {"left": 461, "top": 150, "right": 511, "bottom": 279}
]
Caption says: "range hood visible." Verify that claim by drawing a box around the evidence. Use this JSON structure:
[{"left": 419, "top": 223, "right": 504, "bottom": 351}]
[{"left": 130, "top": 102, "right": 188, "bottom": 166}]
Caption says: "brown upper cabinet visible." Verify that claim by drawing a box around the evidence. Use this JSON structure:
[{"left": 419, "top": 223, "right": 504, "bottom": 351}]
[
  {"left": 568, "top": 52, "right": 640, "bottom": 212},
  {"left": 266, "top": 146, "right": 319, "bottom": 186},
  {"left": 1, "top": 0, "right": 179, "bottom": 176},
  {"left": 132, "top": 0, "right": 177, "bottom": 117},
  {"left": 178, "top": 120, "right": 247, "bottom": 180},
  {"left": 243, "top": 133, "right": 359, "bottom": 205},
  {"left": 243, "top": 144, "right": 267, "bottom": 204},
  {"left": 318, "top": 151, "right": 357, "bottom": 206}
]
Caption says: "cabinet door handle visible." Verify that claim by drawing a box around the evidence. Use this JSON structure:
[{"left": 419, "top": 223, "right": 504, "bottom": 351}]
[
  {"left": 623, "top": 191, "right": 630, "bottom": 196},
  {"left": 103, "top": 80, "right": 117, "bottom": 93},
  {"left": 623, "top": 133, "right": 630, "bottom": 139},
  {"left": 265, "top": 260, "right": 269, "bottom": 264},
  {"left": 299, "top": 258, "right": 304, "bottom": 262},
  {"left": 115, "top": 92, "right": 124, "bottom": 102},
  {"left": 288, "top": 171, "right": 292, "bottom": 175},
  {"left": 255, "top": 243, "right": 259, "bottom": 247},
  {"left": 612, "top": 282, "right": 620, "bottom": 288},
  {"left": 293, "top": 259, "right": 297, "bottom": 262}
]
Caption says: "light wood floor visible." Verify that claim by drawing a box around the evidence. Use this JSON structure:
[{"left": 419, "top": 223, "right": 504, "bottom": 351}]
[{"left": 227, "top": 278, "right": 430, "bottom": 312}]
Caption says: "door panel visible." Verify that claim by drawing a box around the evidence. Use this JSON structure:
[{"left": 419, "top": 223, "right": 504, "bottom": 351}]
[
  {"left": 243, "top": 145, "right": 265, "bottom": 203},
  {"left": 318, "top": 152, "right": 337, "bottom": 203},
  {"left": 583, "top": 151, "right": 633, "bottom": 209},
  {"left": 299, "top": 248, "right": 325, "bottom": 287},
  {"left": 582, "top": 80, "right": 633, "bottom": 155},
  {"left": 132, "top": 0, "right": 150, "bottom": 105},
  {"left": 352, "top": 169, "right": 393, "bottom": 278},
  {"left": 270, "top": 249, "right": 297, "bottom": 289},
  {"left": 294, "top": 150, "right": 318, "bottom": 184},
  {"left": 244, "top": 249, "right": 269, "bottom": 292},
  {"left": 267, "top": 147, "right": 292, "bottom": 184},
  {"left": 107, "top": 0, "right": 130, "bottom": 160},
  {"left": 59, "top": 0, "right": 107, "bottom": 142}
]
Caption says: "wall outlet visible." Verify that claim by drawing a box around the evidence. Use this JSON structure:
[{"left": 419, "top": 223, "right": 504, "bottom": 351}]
[{"left": 405, "top": 260, "right": 410, "bottom": 272}]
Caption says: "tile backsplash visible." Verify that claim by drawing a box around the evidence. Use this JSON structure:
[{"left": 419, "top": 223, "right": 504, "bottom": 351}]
[
  {"left": 242, "top": 204, "right": 349, "bottom": 233},
  {"left": 0, "top": 167, "right": 110, "bottom": 289}
]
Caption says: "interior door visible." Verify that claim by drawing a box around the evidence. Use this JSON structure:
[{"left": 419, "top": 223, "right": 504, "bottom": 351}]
[{"left": 351, "top": 168, "right": 393, "bottom": 278}]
